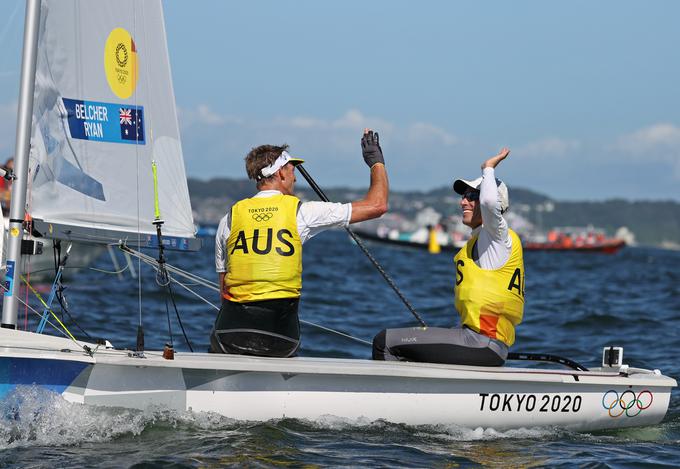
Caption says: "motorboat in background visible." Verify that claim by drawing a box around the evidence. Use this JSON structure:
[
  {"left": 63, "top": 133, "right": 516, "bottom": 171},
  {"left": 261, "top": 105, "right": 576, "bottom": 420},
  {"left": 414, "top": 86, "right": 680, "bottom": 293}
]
[
  {"left": 354, "top": 221, "right": 627, "bottom": 256},
  {"left": 354, "top": 225, "right": 464, "bottom": 254},
  {"left": 523, "top": 227, "right": 626, "bottom": 254}
]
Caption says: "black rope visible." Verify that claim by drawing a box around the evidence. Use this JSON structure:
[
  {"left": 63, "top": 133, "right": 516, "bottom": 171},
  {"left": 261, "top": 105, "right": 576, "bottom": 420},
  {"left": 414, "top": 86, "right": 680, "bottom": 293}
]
[
  {"left": 53, "top": 239, "right": 60, "bottom": 277},
  {"left": 164, "top": 295, "right": 174, "bottom": 348},
  {"left": 166, "top": 281, "right": 193, "bottom": 352},
  {"left": 507, "top": 352, "right": 589, "bottom": 371},
  {"left": 297, "top": 164, "right": 427, "bottom": 327},
  {"left": 153, "top": 217, "right": 193, "bottom": 352},
  {"left": 55, "top": 284, "right": 93, "bottom": 341},
  {"left": 50, "top": 241, "right": 93, "bottom": 341}
]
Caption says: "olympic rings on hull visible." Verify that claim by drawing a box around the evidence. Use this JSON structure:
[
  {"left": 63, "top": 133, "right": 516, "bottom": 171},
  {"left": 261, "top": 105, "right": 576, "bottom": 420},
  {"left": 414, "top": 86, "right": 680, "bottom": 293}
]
[{"left": 602, "top": 389, "right": 653, "bottom": 418}]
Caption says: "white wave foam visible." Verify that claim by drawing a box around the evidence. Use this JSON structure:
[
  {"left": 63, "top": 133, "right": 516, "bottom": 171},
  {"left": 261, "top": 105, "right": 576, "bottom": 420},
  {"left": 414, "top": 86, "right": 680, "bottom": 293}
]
[
  {"left": 0, "top": 386, "right": 153, "bottom": 449},
  {"left": 290, "top": 414, "right": 568, "bottom": 441},
  {"left": 420, "top": 424, "right": 565, "bottom": 441},
  {"left": 0, "top": 386, "right": 246, "bottom": 449}
]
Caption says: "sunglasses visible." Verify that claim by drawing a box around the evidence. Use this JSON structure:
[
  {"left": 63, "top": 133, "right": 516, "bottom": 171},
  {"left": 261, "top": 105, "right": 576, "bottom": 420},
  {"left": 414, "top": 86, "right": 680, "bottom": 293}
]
[{"left": 461, "top": 190, "right": 480, "bottom": 201}]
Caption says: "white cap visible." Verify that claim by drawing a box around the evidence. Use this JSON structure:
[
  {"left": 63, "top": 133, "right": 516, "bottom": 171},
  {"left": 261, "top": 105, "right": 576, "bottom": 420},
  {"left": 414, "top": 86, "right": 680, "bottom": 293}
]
[
  {"left": 453, "top": 176, "right": 509, "bottom": 213},
  {"left": 259, "top": 151, "right": 305, "bottom": 179}
]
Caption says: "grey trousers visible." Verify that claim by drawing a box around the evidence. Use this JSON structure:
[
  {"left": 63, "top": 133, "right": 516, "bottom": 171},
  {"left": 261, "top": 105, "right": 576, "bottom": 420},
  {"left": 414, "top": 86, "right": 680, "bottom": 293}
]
[{"left": 372, "top": 326, "right": 508, "bottom": 366}]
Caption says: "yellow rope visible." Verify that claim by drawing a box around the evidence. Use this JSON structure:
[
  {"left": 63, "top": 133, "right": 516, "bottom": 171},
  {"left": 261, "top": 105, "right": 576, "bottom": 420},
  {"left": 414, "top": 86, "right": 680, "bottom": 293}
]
[{"left": 20, "top": 274, "right": 79, "bottom": 342}]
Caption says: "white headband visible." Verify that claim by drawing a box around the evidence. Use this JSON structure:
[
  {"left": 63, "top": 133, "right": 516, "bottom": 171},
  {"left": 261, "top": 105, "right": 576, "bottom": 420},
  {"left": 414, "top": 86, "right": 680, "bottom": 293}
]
[{"left": 259, "top": 151, "right": 304, "bottom": 179}]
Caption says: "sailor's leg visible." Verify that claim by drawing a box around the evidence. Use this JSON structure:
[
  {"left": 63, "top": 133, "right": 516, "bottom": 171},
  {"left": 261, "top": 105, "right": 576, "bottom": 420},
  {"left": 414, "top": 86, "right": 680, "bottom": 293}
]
[
  {"left": 373, "top": 327, "right": 507, "bottom": 366},
  {"left": 373, "top": 327, "right": 433, "bottom": 361},
  {"left": 210, "top": 298, "right": 301, "bottom": 357},
  {"left": 209, "top": 300, "right": 232, "bottom": 353},
  {"left": 372, "top": 329, "right": 399, "bottom": 360}
]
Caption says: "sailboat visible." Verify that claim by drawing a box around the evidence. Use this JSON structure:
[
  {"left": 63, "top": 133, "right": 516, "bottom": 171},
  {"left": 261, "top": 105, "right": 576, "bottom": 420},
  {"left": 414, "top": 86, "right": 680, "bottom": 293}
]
[{"left": 0, "top": 0, "right": 675, "bottom": 432}]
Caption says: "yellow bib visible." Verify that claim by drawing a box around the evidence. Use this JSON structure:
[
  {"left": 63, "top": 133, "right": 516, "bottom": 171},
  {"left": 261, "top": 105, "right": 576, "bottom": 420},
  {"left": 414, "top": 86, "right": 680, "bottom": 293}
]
[
  {"left": 225, "top": 194, "right": 302, "bottom": 302},
  {"left": 453, "top": 229, "right": 525, "bottom": 346}
]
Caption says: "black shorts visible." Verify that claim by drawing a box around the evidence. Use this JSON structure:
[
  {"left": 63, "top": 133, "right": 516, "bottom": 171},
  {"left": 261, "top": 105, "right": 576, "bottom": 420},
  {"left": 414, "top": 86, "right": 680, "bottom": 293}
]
[{"left": 210, "top": 297, "right": 300, "bottom": 357}]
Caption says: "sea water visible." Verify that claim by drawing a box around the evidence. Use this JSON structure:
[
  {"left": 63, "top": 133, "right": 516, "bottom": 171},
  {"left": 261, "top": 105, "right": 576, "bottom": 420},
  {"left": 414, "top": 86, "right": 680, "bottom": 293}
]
[{"left": 1, "top": 230, "right": 679, "bottom": 467}]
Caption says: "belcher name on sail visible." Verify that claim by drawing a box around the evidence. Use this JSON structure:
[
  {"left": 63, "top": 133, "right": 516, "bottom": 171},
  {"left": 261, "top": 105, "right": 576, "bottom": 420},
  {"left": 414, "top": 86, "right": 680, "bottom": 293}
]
[
  {"left": 74, "top": 103, "right": 109, "bottom": 138},
  {"left": 74, "top": 103, "right": 109, "bottom": 121}
]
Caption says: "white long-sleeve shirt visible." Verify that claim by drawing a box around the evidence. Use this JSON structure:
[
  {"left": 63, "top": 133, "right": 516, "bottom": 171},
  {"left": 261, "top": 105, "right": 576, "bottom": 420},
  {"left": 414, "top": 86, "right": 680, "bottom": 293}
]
[
  {"left": 471, "top": 167, "right": 512, "bottom": 270},
  {"left": 215, "top": 190, "right": 352, "bottom": 273}
]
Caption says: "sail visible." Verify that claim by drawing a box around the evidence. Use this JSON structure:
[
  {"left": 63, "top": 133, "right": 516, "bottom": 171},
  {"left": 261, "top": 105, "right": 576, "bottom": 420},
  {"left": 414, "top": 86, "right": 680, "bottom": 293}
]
[{"left": 28, "top": 0, "right": 197, "bottom": 249}]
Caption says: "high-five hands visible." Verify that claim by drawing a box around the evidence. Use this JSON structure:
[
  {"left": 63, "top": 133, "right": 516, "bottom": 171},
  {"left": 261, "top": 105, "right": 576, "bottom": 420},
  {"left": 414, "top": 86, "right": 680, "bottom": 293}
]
[
  {"left": 482, "top": 147, "right": 510, "bottom": 170},
  {"left": 361, "top": 128, "right": 385, "bottom": 168}
]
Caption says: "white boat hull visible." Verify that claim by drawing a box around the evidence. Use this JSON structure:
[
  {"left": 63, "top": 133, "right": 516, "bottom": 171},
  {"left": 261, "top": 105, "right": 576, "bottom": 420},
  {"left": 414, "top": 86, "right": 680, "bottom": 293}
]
[{"left": 0, "top": 329, "right": 675, "bottom": 431}]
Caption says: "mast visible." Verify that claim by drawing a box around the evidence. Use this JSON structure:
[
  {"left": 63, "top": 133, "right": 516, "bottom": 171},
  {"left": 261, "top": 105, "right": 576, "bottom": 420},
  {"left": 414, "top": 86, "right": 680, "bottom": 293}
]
[{"left": 2, "top": 0, "right": 41, "bottom": 329}]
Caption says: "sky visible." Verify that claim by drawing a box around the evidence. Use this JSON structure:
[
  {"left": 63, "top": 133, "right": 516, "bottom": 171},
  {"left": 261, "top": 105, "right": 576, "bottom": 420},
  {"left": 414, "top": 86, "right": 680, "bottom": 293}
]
[{"left": 0, "top": 0, "right": 679, "bottom": 201}]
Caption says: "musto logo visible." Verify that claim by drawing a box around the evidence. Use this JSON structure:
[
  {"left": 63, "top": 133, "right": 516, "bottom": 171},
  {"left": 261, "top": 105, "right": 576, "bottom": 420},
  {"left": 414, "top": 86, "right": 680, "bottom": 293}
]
[
  {"left": 252, "top": 212, "right": 273, "bottom": 222},
  {"left": 602, "top": 390, "right": 653, "bottom": 417}
]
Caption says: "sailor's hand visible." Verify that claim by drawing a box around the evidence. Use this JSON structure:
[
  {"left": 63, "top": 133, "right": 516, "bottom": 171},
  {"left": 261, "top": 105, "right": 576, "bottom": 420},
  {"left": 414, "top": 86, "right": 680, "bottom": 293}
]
[
  {"left": 482, "top": 147, "right": 510, "bottom": 170},
  {"left": 361, "top": 128, "right": 384, "bottom": 168}
]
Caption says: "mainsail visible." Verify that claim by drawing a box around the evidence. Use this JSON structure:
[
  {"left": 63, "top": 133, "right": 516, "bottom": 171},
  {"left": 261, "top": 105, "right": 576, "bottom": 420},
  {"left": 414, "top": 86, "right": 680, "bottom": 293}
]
[{"left": 29, "top": 0, "right": 197, "bottom": 249}]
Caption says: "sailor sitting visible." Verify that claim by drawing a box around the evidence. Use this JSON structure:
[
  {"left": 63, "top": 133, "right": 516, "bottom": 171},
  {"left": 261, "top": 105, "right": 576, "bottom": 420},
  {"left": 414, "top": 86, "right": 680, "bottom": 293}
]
[
  {"left": 211, "top": 131, "right": 388, "bottom": 357},
  {"left": 373, "top": 148, "right": 524, "bottom": 366}
]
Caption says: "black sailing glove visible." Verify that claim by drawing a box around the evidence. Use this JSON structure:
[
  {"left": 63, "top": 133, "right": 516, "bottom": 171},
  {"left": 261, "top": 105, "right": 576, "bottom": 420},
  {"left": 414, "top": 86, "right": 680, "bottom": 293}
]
[{"left": 361, "top": 130, "right": 385, "bottom": 168}]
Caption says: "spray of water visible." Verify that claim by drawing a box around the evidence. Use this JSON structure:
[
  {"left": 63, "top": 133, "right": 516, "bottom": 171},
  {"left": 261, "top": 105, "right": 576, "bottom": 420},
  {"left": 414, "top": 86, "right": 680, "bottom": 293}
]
[{"left": 0, "top": 386, "right": 240, "bottom": 449}]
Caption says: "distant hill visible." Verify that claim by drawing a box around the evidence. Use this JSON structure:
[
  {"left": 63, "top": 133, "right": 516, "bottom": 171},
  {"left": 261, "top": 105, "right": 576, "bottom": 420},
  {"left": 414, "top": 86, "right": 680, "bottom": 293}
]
[{"left": 188, "top": 178, "right": 680, "bottom": 247}]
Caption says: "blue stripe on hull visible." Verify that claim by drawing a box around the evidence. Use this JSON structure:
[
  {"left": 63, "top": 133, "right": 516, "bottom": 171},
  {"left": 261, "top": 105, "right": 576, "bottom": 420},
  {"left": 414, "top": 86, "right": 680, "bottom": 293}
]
[{"left": 0, "top": 357, "right": 90, "bottom": 399}]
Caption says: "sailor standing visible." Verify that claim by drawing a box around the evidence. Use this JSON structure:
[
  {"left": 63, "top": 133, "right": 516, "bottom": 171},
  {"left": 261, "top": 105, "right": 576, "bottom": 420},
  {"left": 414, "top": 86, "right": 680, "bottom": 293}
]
[
  {"left": 211, "top": 130, "right": 389, "bottom": 357},
  {"left": 372, "top": 148, "right": 524, "bottom": 366}
]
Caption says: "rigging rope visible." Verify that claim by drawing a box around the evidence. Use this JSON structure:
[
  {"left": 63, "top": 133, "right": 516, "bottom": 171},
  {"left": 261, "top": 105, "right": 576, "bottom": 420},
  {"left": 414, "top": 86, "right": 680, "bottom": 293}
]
[
  {"left": 22, "top": 263, "right": 131, "bottom": 276},
  {"left": 166, "top": 281, "right": 194, "bottom": 352},
  {"left": 0, "top": 277, "right": 94, "bottom": 355},
  {"left": 120, "top": 245, "right": 373, "bottom": 348},
  {"left": 21, "top": 274, "right": 78, "bottom": 342},
  {"left": 296, "top": 165, "right": 427, "bottom": 327}
]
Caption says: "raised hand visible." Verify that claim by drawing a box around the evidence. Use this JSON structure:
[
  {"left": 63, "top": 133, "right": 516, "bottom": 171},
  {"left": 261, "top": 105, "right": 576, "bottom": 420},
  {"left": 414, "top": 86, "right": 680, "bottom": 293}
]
[
  {"left": 482, "top": 147, "right": 510, "bottom": 170},
  {"left": 361, "top": 128, "right": 385, "bottom": 168}
]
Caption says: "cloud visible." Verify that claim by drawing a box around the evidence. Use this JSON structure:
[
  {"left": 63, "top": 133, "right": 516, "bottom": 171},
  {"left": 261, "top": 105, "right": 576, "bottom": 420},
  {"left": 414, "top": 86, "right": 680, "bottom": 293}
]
[
  {"left": 615, "top": 123, "right": 680, "bottom": 152},
  {"left": 515, "top": 137, "right": 580, "bottom": 158},
  {"left": 164, "top": 105, "right": 680, "bottom": 198},
  {"left": 176, "top": 105, "right": 464, "bottom": 185},
  {"left": 178, "top": 104, "right": 458, "bottom": 153},
  {"left": 275, "top": 109, "right": 395, "bottom": 133},
  {"left": 285, "top": 116, "right": 325, "bottom": 129},
  {"left": 178, "top": 104, "right": 241, "bottom": 127},
  {"left": 406, "top": 122, "right": 458, "bottom": 146},
  {"left": 614, "top": 123, "right": 680, "bottom": 178}
]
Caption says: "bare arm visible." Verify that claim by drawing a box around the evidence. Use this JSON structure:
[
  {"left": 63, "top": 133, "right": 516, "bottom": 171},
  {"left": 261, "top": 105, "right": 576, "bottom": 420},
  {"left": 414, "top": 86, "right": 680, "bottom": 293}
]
[
  {"left": 218, "top": 272, "right": 226, "bottom": 299},
  {"left": 349, "top": 128, "right": 389, "bottom": 223},
  {"left": 350, "top": 163, "right": 388, "bottom": 223}
]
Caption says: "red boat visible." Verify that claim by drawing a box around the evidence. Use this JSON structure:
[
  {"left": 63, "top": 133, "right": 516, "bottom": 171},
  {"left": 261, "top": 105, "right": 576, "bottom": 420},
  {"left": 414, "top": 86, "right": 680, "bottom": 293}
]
[{"left": 523, "top": 229, "right": 626, "bottom": 254}]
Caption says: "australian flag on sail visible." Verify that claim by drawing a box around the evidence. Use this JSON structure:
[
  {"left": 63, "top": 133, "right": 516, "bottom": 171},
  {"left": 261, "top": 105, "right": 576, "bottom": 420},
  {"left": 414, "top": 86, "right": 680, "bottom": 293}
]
[
  {"left": 62, "top": 98, "right": 146, "bottom": 145},
  {"left": 119, "top": 107, "right": 145, "bottom": 142}
]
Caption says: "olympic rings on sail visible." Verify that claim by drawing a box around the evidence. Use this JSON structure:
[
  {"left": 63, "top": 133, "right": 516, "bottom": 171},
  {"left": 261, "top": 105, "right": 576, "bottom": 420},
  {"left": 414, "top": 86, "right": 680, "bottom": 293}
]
[
  {"left": 252, "top": 212, "right": 273, "bottom": 222},
  {"left": 602, "top": 390, "right": 653, "bottom": 418}
]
